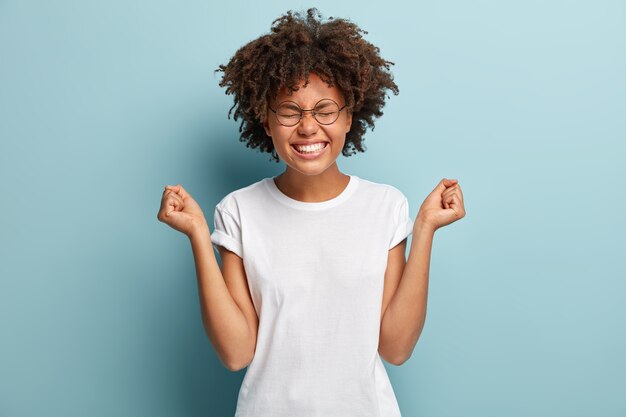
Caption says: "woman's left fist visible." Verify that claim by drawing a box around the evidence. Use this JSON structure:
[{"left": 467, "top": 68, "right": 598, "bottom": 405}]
[{"left": 416, "top": 178, "right": 466, "bottom": 231}]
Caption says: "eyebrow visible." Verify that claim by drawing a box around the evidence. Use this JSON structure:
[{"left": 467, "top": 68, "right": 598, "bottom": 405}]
[
  {"left": 278, "top": 100, "right": 335, "bottom": 109},
  {"left": 281, "top": 103, "right": 301, "bottom": 110},
  {"left": 314, "top": 101, "right": 333, "bottom": 109}
]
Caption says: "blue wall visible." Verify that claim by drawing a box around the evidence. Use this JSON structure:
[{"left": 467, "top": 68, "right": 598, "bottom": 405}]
[{"left": 1, "top": 1, "right": 625, "bottom": 416}]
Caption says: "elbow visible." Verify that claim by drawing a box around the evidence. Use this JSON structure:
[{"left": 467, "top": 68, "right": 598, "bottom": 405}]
[
  {"left": 380, "top": 344, "right": 414, "bottom": 366},
  {"left": 217, "top": 333, "right": 257, "bottom": 372},
  {"left": 387, "top": 353, "right": 409, "bottom": 366},
  {"left": 379, "top": 347, "right": 408, "bottom": 367},
  {"left": 224, "top": 358, "right": 240, "bottom": 372},
  {"left": 225, "top": 352, "right": 254, "bottom": 372},
  {"left": 393, "top": 343, "right": 420, "bottom": 366},
  {"left": 393, "top": 354, "right": 410, "bottom": 366},
  {"left": 225, "top": 362, "right": 245, "bottom": 373}
]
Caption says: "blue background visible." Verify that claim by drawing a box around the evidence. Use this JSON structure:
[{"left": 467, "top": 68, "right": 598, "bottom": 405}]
[{"left": 1, "top": 0, "right": 625, "bottom": 416}]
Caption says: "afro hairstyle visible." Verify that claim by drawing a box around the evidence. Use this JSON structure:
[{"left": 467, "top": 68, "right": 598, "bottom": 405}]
[{"left": 215, "top": 7, "right": 399, "bottom": 163}]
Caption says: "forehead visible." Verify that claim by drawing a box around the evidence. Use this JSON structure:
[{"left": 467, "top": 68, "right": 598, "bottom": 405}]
[{"left": 273, "top": 73, "right": 345, "bottom": 106}]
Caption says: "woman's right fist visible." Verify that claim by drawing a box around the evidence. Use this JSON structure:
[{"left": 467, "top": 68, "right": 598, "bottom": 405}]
[{"left": 157, "top": 184, "right": 207, "bottom": 237}]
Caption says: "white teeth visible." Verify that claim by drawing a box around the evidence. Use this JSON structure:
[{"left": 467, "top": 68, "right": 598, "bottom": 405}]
[{"left": 294, "top": 143, "right": 326, "bottom": 153}]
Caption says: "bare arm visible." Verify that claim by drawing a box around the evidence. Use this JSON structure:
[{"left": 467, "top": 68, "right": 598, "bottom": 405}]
[
  {"left": 188, "top": 221, "right": 257, "bottom": 371},
  {"left": 379, "top": 177, "right": 465, "bottom": 364},
  {"left": 158, "top": 183, "right": 257, "bottom": 371},
  {"left": 378, "top": 220, "right": 434, "bottom": 365}
]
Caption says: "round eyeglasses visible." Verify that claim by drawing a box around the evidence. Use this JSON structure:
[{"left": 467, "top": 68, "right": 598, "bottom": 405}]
[{"left": 269, "top": 98, "right": 347, "bottom": 127}]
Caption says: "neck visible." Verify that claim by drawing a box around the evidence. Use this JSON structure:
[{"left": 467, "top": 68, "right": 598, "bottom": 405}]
[{"left": 274, "top": 165, "right": 350, "bottom": 203}]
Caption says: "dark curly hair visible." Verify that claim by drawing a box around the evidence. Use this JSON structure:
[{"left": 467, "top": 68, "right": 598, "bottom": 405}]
[{"left": 215, "top": 8, "right": 399, "bottom": 163}]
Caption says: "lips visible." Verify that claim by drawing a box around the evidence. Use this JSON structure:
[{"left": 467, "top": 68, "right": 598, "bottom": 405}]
[
  {"left": 290, "top": 141, "right": 329, "bottom": 146},
  {"left": 290, "top": 142, "right": 329, "bottom": 159}
]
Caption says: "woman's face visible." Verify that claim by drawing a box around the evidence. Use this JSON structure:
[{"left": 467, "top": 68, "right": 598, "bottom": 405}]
[{"left": 263, "top": 72, "right": 352, "bottom": 177}]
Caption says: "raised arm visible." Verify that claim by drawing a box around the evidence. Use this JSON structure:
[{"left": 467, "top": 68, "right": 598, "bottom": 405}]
[
  {"left": 158, "top": 184, "right": 258, "bottom": 372},
  {"left": 188, "top": 222, "right": 258, "bottom": 372}
]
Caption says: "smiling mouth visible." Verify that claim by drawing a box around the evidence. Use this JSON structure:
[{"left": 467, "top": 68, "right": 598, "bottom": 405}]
[{"left": 291, "top": 142, "right": 328, "bottom": 153}]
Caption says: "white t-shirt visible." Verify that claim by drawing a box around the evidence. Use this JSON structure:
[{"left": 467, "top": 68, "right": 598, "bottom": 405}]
[{"left": 210, "top": 174, "right": 414, "bottom": 417}]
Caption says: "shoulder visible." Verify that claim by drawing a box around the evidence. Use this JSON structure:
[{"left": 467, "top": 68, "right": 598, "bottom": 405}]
[
  {"left": 215, "top": 177, "right": 270, "bottom": 214},
  {"left": 355, "top": 176, "right": 409, "bottom": 204}
]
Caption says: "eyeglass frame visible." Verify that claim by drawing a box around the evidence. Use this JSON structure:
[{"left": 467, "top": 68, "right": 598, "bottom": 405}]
[{"left": 268, "top": 98, "right": 348, "bottom": 127}]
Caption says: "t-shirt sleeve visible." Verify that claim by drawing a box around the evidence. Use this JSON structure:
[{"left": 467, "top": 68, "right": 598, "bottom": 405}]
[
  {"left": 389, "top": 194, "right": 414, "bottom": 250},
  {"left": 210, "top": 204, "right": 243, "bottom": 258}
]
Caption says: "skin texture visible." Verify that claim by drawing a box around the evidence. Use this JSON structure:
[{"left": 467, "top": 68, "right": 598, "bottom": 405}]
[
  {"left": 379, "top": 179, "right": 466, "bottom": 365},
  {"left": 157, "top": 185, "right": 258, "bottom": 371},
  {"left": 263, "top": 72, "right": 353, "bottom": 201}
]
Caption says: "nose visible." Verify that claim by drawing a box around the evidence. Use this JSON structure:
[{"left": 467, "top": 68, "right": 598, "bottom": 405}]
[{"left": 297, "top": 111, "right": 319, "bottom": 136}]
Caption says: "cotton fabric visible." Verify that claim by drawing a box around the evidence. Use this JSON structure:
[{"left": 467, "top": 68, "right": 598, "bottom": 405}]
[{"left": 210, "top": 174, "right": 414, "bottom": 417}]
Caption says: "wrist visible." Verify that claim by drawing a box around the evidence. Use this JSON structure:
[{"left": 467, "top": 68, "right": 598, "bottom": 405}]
[
  {"left": 188, "top": 218, "right": 210, "bottom": 241},
  {"left": 414, "top": 216, "right": 436, "bottom": 235}
]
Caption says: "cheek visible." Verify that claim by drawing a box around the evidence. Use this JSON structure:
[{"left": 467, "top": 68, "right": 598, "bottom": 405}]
[
  {"left": 329, "top": 126, "right": 348, "bottom": 142},
  {"left": 269, "top": 129, "right": 293, "bottom": 153}
]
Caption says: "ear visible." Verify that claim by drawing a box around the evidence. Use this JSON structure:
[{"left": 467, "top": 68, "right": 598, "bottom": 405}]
[
  {"left": 344, "top": 111, "right": 353, "bottom": 133},
  {"left": 263, "top": 115, "right": 272, "bottom": 137}
]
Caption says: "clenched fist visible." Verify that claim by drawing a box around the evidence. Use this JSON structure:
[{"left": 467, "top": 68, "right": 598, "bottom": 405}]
[
  {"left": 416, "top": 178, "right": 466, "bottom": 232},
  {"left": 157, "top": 184, "right": 207, "bottom": 237}
]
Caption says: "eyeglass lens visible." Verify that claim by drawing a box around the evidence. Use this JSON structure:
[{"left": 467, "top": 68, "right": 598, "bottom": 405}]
[{"left": 276, "top": 99, "right": 340, "bottom": 126}]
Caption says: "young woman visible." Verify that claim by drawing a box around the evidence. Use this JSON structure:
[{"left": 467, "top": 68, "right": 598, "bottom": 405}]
[{"left": 157, "top": 8, "right": 465, "bottom": 417}]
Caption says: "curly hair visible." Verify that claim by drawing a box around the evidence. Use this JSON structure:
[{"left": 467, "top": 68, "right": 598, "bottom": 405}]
[{"left": 215, "top": 8, "right": 399, "bottom": 163}]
